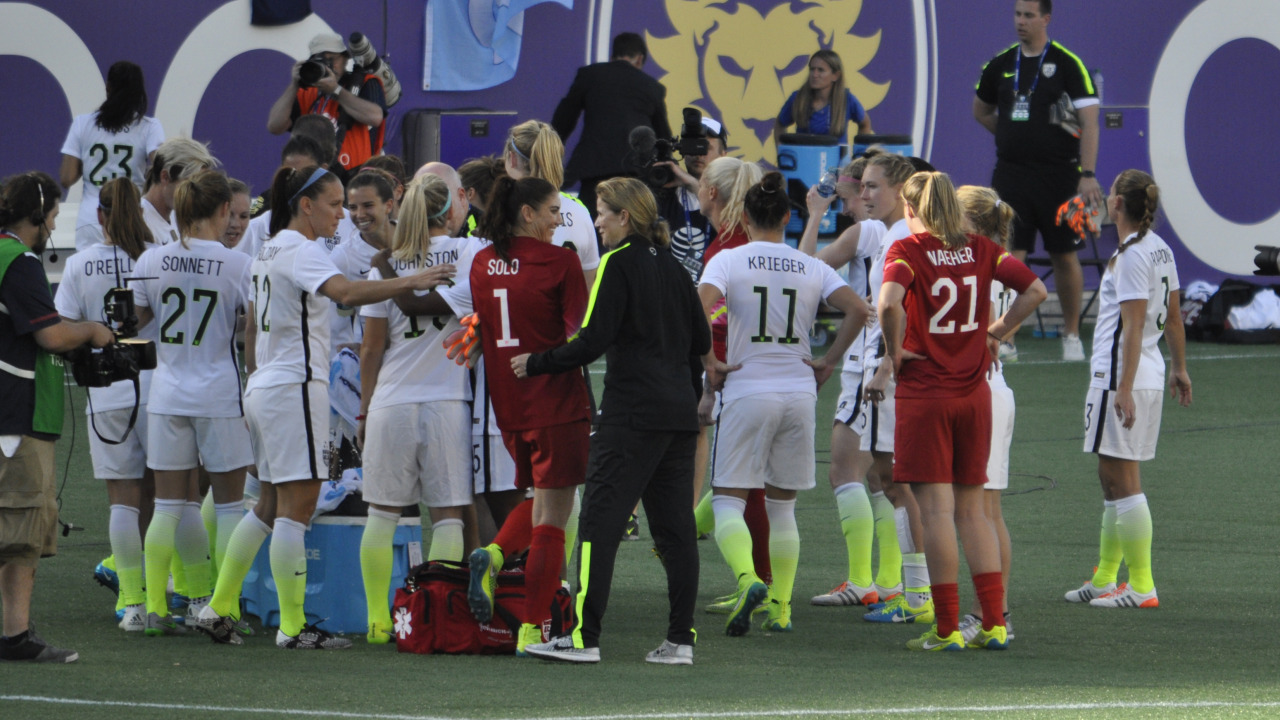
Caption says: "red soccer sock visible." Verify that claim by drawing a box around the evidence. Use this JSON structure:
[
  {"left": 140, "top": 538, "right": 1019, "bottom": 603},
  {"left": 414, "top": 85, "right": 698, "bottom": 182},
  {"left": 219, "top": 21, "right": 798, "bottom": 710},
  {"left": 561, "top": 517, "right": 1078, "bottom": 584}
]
[
  {"left": 745, "top": 489, "right": 772, "bottom": 585},
  {"left": 524, "top": 524, "right": 566, "bottom": 629},
  {"left": 492, "top": 498, "right": 534, "bottom": 558},
  {"left": 932, "top": 582, "right": 960, "bottom": 637},
  {"left": 972, "top": 572, "right": 1006, "bottom": 631}
]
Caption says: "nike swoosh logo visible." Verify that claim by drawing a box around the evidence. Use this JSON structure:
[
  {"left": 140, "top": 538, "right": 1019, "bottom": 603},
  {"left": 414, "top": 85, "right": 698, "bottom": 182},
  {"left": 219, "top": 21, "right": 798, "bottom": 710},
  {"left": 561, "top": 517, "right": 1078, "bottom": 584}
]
[
  {"left": 358, "top": 268, "right": 371, "bottom": 275},
  {"left": 1003, "top": 72, "right": 1016, "bottom": 78},
  {"left": 922, "top": 639, "right": 951, "bottom": 650},
  {"left": 294, "top": 571, "right": 307, "bottom": 576}
]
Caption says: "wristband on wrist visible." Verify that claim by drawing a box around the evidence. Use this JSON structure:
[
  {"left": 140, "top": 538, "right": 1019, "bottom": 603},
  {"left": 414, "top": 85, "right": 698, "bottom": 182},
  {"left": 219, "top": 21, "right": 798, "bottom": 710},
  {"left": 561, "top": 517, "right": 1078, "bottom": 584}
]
[
  {"left": 355, "top": 413, "right": 366, "bottom": 421},
  {"left": 1080, "top": 170, "right": 1095, "bottom": 179},
  {"left": 988, "top": 332, "right": 1002, "bottom": 341}
]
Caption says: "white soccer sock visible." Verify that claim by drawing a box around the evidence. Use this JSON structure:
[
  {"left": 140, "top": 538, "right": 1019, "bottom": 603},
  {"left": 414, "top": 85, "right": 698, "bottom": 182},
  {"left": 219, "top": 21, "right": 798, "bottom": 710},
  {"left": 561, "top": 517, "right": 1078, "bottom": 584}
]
[
  {"left": 894, "top": 506, "right": 916, "bottom": 554},
  {"left": 1113, "top": 493, "right": 1147, "bottom": 517},
  {"left": 428, "top": 518, "right": 465, "bottom": 562},
  {"left": 109, "top": 504, "right": 143, "bottom": 572},
  {"left": 213, "top": 501, "right": 245, "bottom": 570},
  {"left": 903, "top": 552, "right": 931, "bottom": 607}
]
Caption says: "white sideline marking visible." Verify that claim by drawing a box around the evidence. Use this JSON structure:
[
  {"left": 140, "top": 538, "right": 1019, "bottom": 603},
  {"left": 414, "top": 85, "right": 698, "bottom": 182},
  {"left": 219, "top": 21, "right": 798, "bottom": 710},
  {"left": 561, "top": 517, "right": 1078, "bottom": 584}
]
[
  {"left": 4, "top": 696, "right": 1280, "bottom": 719},
  {"left": 1012, "top": 351, "right": 1280, "bottom": 366}
]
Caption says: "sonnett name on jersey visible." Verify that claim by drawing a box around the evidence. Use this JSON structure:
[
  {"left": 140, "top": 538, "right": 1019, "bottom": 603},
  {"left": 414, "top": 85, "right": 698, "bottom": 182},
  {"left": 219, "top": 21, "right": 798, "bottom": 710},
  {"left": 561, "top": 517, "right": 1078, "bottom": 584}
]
[
  {"left": 747, "top": 255, "right": 807, "bottom": 274},
  {"left": 926, "top": 247, "right": 975, "bottom": 267},
  {"left": 160, "top": 255, "right": 229, "bottom": 275}
]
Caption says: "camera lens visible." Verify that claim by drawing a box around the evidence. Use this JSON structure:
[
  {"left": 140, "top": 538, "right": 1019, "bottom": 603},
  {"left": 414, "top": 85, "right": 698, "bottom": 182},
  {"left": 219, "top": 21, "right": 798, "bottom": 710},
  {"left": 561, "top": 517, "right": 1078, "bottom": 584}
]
[{"left": 298, "top": 60, "right": 327, "bottom": 88}]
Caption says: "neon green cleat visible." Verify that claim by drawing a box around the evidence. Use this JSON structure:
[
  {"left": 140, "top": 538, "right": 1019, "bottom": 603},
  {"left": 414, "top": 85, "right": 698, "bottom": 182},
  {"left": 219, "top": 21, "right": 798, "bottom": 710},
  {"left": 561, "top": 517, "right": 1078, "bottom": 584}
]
[
  {"left": 864, "top": 594, "right": 934, "bottom": 624},
  {"left": 467, "top": 544, "right": 503, "bottom": 623},
  {"left": 725, "top": 582, "right": 768, "bottom": 637},
  {"left": 761, "top": 599, "right": 792, "bottom": 632},
  {"left": 366, "top": 618, "right": 393, "bottom": 645},
  {"left": 906, "top": 625, "right": 964, "bottom": 652},
  {"left": 515, "top": 623, "right": 543, "bottom": 657},
  {"left": 966, "top": 623, "right": 1009, "bottom": 650}
]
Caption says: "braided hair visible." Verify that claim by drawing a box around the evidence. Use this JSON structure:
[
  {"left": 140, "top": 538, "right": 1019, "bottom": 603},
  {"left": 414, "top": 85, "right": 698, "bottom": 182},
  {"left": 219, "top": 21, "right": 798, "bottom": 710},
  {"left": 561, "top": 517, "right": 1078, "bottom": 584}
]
[{"left": 1109, "top": 169, "right": 1159, "bottom": 269}]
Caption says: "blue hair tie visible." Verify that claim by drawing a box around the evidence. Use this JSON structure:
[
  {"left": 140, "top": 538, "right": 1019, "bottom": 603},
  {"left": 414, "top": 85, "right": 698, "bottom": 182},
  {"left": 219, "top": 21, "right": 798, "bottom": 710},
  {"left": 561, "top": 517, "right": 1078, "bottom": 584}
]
[
  {"left": 289, "top": 167, "right": 330, "bottom": 208},
  {"left": 508, "top": 137, "right": 530, "bottom": 163},
  {"left": 429, "top": 192, "right": 453, "bottom": 220}
]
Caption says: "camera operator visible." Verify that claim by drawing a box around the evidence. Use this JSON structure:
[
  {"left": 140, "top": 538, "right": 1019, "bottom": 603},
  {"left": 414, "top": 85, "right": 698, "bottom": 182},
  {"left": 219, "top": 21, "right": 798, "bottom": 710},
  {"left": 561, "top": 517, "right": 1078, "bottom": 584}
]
[
  {"left": 267, "top": 33, "right": 387, "bottom": 174},
  {"left": 651, "top": 116, "right": 728, "bottom": 280},
  {"left": 0, "top": 172, "right": 114, "bottom": 663}
]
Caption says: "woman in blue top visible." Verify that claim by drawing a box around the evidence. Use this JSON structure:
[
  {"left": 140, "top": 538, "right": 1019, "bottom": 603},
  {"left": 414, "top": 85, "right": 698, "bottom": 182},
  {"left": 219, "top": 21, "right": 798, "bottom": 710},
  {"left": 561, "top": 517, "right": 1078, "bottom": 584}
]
[{"left": 773, "top": 50, "right": 872, "bottom": 146}]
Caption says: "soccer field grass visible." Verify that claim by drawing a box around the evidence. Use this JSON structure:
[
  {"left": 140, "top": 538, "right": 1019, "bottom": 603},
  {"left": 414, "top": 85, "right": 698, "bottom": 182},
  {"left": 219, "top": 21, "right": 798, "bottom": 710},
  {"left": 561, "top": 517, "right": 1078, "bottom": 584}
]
[{"left": 3, "top": 334, "right": 1279, "bottom": 720}]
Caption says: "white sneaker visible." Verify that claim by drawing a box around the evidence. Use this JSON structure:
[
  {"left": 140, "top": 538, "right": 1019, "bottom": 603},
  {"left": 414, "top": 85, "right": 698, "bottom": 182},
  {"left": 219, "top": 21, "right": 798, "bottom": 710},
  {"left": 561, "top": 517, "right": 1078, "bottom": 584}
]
[
  {"left": 1089, "top": 584, "right": 1159, "bottom": 609},
  {"left": 185, "top": 595, "right": 211, "bottom": 626},
  {"left": 1064, "top": 579, "right": 1116, "bottom": 603},
  {"left": 811, "top": 580, "right": 879, "bottom": 606},
  {"left": 998, "top": 341, "right": 1018, "bottom": 362},
  {"left": 1062, "top": 334, "right": 1086, "bottom": 361},
  {"left": 958, "top": 613, "right": 982, "bottom": 644},
  {"left": 118, "top": 604, "right": 145, "bottom": 632},
  {"left": 645, "top": 639, "right": 693, "bottom": 665},
  {"left": 523, "top": 635, "right": 601, "bottom": 663}
]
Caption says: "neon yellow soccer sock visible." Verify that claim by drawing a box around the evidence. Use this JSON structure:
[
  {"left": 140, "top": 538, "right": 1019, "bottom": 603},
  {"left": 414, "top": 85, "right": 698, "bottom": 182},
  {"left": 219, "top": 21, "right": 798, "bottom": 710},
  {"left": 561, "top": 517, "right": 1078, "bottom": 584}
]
[
  {"left": 213, "top": 501, "right": 244, "bottom": 574},
  {"left": 144, "top": 500, "right": 183, "bottom": 616},
  {"left": 711, "top": 495, "right": 758, "bottom": 589},
  {"left": 834, "top": 482, "right": 874, "bottom": 587},
  {"left": 109, "top": 506, "right": 146, "bottom": 607},
  {"left": 694, "top": 491, "right": 715, "bottom": 537},
  {"left": 360, "top": 508, "right": 399, "bottom": 629},
  {"left": 209, "top": 511, "right": 271, "bottom": 618},
  {"left": 271, "top": 517, "right": 309, "bottom": 637},
  {"left": 1091, "top": 501, "right": 1121, "bottom": 587},
  {"left": 1114, "top": 494, "right": 1154, "bottom": 593},
  {"left": 871, "top": 492, "right": 902, "bottom": 589},
  {"left": 765, "top": 497, "right": 800, "bottom": 607},
  {"left": 176, "top": 501, "right": 213, "bottom": 599},
  {"left": 563, "top": 487, "right": 582, "bottom": 566},
  {"left": 427, "top": 517, "right": 464, "bottom": 563}
]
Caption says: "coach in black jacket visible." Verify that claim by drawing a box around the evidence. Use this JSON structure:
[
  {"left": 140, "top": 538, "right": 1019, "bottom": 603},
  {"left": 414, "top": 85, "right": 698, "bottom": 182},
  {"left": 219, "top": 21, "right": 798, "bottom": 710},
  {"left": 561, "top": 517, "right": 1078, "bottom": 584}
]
[
  {"left": 512, "top": 178, "right": 714, "bottom": 665},
  {"left": 552, "top": 32, "right": 672, "bottom": 222}
]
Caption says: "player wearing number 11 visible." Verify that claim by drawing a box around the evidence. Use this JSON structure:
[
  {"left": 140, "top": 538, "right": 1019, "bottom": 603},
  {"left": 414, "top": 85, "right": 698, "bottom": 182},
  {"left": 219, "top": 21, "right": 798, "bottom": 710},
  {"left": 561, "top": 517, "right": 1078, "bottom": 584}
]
[{"left": 699, "top": 171, "right": 870, "bottom": 636}]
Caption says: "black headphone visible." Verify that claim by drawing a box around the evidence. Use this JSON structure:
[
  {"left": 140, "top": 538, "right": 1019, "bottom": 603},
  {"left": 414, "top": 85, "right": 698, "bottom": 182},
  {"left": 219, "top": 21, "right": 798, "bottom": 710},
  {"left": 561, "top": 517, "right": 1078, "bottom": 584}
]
[{"left": 31, "top": 176, "right": 46, "bottom": 226}]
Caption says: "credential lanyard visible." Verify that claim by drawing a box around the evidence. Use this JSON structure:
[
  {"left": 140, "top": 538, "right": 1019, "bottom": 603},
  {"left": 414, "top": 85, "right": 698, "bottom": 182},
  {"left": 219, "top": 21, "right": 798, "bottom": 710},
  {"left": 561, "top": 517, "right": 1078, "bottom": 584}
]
[{"left": 1014, "top": 42, "right": 1049, "bottom": 99}]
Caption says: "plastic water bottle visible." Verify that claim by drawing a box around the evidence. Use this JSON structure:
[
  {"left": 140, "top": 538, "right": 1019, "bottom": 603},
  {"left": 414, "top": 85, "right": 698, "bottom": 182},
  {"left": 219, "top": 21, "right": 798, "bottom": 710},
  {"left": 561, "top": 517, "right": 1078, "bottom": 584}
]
[{"left": 817, "top": 168, "right": 838, "bottom": 198}]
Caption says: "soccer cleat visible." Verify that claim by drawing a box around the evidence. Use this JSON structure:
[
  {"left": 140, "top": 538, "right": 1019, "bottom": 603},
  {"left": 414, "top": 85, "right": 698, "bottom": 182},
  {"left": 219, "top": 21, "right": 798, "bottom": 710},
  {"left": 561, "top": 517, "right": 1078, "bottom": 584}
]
[
  {"left": 725, "top": 581, "right": 768, "bottom": 637},
  {"left": 524, "top": 635, "right": 601, "bottom": 664},
  {"left": 144, "top": 612, "right": 188, "bottom": 637},
  {"left": 1089, "top": 584, "right": 1158, "bottom": 609},
  {"left": 1062, "top": 334, "right": 1086, "bottom": 362},
  {"left": 864, "top": 595, "right": 934, "bottom": 624},
  {"left": 966, "top": 622, "right": 1009, "bottom": 650},
  {"left": 867, "top": 584, "right": 904, "bottom": 611},
  {"left": 276, "top": 624, "right": 352, "bottom": 649},
  {"left": 705, "top": 590, "right": 740, "bottom": 614},
  {"left": 467, "top": 545, "right": 501, "bottom": 623},
  {"left": 761, "top": 599, "right": 792, "bottom": 632},
  {"left": 185, "top": 595, "right": 212, "bottom": 627},
  {"left": 93, "top": 559, "right": 119, "bottom": 596},
  {"left": 193, "top": 604, "right": 243, "bottom": 645},
  {"left": 118, "top": 604, "right": 146, "bottom": 633},
  {"left": 623, "top": 514, "right": 640, "bottom": 541},
  {"left": 515, "top": 623, "right": 544, "bottom": 657},
  {"left": 0, "top": 625, "right": 78, "bottom": 663},
  {"left": 1064, "top": 579, "right": 1116, "bottom": 603},
  {"left": 645, "top": 639, "right": 693, "bottom": 665},
  {"left": 811, "top": 580, "right": 879, "bottom": 607},
  {"left": 906, "top": 625, "right": 965, "bottom": 652},
  {"left": 366, "top": 619, "right": 392, "bottom": 645},
  {"left": 169, "top": 593, "right": 190, "bottom": 622}
]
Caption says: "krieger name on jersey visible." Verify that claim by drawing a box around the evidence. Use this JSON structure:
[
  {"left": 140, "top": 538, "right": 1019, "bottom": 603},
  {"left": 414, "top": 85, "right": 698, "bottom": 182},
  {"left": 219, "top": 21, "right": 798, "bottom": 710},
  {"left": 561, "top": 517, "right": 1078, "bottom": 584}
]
[{"left": 746, "top": 255, "right": 808, "bottom": 274}]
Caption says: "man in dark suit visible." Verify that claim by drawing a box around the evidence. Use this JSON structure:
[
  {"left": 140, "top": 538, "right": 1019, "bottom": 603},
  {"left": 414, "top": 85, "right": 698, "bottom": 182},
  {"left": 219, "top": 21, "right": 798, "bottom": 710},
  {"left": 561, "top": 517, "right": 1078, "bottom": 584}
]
[{"left": 552, "top": 32, "right": 672, "bottom": 221}]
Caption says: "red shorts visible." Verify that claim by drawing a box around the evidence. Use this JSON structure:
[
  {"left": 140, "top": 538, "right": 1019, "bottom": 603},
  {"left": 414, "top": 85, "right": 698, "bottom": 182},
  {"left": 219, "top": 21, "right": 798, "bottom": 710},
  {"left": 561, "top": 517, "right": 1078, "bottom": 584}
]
[
  {"left": 501, "top": 420, "right": 590, "bottom": 490},
  {"left": 893, "top": 385, "right": 992, "bottom": 486}
]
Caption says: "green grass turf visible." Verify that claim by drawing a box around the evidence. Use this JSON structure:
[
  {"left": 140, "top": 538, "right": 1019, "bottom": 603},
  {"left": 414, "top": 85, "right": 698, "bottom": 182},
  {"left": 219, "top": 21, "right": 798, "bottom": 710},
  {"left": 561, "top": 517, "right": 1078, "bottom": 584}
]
[{"left": 3, "top": 333, "right": 1279, "bottom": 719}]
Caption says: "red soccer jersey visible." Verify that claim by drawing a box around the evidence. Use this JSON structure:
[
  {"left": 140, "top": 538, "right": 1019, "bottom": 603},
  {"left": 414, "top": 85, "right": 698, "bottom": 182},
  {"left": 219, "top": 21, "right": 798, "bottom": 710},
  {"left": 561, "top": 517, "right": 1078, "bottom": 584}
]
[
  {"left": 470, "top": 236, "right": 591, "bottom": 431},
  {"left": 700, "top": 224, "right": 749, "bottom": 361},
  {"left": 882, "top": 232, "right": 1037, "bottom": 399}
]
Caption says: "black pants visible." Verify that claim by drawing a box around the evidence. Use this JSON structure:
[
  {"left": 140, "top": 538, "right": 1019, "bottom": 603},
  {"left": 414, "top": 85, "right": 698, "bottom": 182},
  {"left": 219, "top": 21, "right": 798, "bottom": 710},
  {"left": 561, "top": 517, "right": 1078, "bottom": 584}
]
[{"left": 572, "top": 424, "right": 699, "bottom": 648}]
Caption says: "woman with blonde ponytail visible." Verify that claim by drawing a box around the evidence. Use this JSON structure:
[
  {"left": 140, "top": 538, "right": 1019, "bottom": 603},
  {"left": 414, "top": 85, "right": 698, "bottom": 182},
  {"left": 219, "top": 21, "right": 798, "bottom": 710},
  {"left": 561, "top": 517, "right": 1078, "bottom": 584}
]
[{"left": 1065, "top": 170, "right": 1191, "bottom": 612}]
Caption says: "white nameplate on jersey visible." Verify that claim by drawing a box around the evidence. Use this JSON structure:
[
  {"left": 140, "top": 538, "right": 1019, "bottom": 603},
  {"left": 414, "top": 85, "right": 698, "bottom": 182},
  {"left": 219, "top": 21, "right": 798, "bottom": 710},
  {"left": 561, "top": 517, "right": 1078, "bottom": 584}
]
[{"left": 1011, "top": 97, "right": 1031, "bottom": 122}]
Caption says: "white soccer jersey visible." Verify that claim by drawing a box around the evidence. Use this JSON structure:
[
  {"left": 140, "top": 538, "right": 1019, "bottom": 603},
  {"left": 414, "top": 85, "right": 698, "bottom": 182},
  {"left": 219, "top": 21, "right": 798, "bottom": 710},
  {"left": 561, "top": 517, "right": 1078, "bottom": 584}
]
[
  {"left": 840, "top": 219, "right": 887, "bottom": 374},
  {"left": 327, "top": 231, "right": 381, "bottom": 351},
  {"left": 142, "top": 198, "right": 179, "bottom": 247},
  {"left": 554, "top": 194, "right": 600, "bottom": 272},
  {"left": 862, "top": 218, "right": 912, "bottom": 361},
  {"left": 246, "top": 229, "right": 342, "bottom": 391},
  {"left": 238, "top": 209, "right": 356, "bottom": 259},
  {"left": 60, "top": 113, "right": 164, "bottom": 239},
  {"left": 131, "top": 239, "right": 251, "bottom": 417},
  {"left": 54, "top": 243, "right": 159, "bottom": 413},
  {"left": 360, "top": 236, "right": 477, "bottom": 410},
  {"left": 989, "top": 279, "right": 1017, "bottom": 389},
  {"left": 1090, "top": 231, "right": 1180, "bottom": 391},
  {"left": 700, "top": 240, "right": 846, "bottom": 404}
]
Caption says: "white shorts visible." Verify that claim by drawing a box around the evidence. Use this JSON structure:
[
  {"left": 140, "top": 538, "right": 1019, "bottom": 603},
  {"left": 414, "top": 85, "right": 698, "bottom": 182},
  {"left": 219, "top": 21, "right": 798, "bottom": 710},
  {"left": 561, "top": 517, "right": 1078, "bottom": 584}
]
[
  {"left": 147, "top": 413, "right": 253, "bottom": 473},
  {"left": 832, "top": 369, "right": 864, "bottom": 426},
  {"left": 363, "top": 401, "right": 473, "bottom": 508},
  {"left": 854, "top": 363, "right": 895, "bottom": 454},
  {"left": 88, "top": 407, "right": 149, "bottom": 480},
  {"left": 985, "top": 382, "right": 1015, "bottom": 490},
  {"left": 245, "top": 381, "right": 328, "bottom": 484},
  {"left": 712, "top": 392, "right": 817, "bottom": 492},
  {"left": 472, "top": 433, "right": 518, "bottom": 495},
  {"left": 1083, "top": 387, "right": 1163, "bottom": 462}
]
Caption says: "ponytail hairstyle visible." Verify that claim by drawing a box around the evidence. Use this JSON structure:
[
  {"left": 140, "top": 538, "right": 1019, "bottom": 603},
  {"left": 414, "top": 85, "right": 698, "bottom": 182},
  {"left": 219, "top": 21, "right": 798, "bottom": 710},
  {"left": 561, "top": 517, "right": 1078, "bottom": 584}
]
[
  {"left": 0, "top": 171, "right": 59, "bottom": 230},
  {"left": 596, "top": 177, "right": 670, "bottom": 247},
  {"left": 145, "top": 137, "right": 217, "bottom": 192},
  {"left": 98, "top": 177, "right": 153, "bottom": 258},
  {"left": 864, "top": 152, "right": 916, "bottom": 188},
  {"left": 458, "top": 155, "right": 505, "bottom": 211},
  {"left": 743, "top": 171, "right": 791, "bottom": 231},
  {"left": 793, "top": 49, "right": 848, "bottom": 138},
  {"left": 901, "top": 171, "right": 969, "bottom": 250},
  {"left": 1110, "top": 169, "right": 1160, "bottom": 268},
  {"left": 393, "top": 174, "right": 452, "bottom": 260},
  {"left": 956, "top": 185, "right": 1016, "bottom": 249},
  {"left": 267, "top": 165, "right": 340, "bottom": 237},
  {"left": 702, "top": 156, "right": 764, "bottom": 239},
  {"left": 507, "top": 120, "right": 564, "bottom": 190},
  {"left": 173, "top": 169, "right": 231, "bottom": 247},
  {"left": 96, "top": 61, "right": 148, "bottom": 134},
  {"left": 476, "top": 175, "right": 556, "bottom": 263}
]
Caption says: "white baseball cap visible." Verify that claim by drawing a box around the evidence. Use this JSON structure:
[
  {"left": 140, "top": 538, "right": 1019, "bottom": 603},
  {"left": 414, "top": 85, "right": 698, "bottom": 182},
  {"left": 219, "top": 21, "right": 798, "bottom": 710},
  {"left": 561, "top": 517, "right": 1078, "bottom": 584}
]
[{"left": 309, "top": 33, "right": 347, "bottom": 56}]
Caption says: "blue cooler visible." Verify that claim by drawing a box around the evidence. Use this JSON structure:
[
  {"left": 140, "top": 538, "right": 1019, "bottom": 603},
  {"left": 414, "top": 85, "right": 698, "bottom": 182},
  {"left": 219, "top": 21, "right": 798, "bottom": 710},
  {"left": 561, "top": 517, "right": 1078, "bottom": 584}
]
[
  {"left": 852, "top": 133, "right": 914, "bottom": 158},
  {"left": 777, "top": 133, "right": 844, "bottom": 237},
  {"left": 241, "top": 508, "right": 423, "bottom": 634}
]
